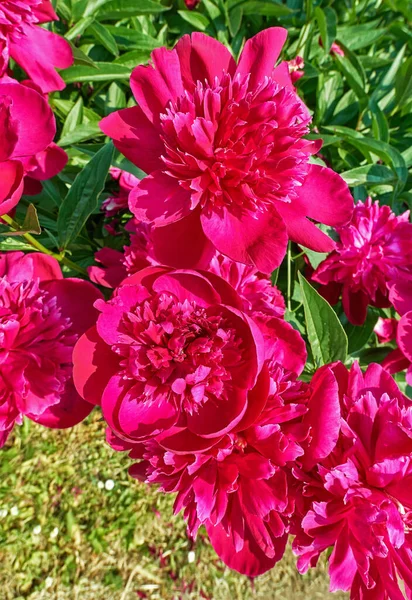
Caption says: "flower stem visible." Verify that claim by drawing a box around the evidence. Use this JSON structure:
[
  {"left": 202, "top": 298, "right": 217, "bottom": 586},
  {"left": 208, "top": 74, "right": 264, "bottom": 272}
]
[{"left": 0, "top": 213, "right": 87, "bottom": 276}]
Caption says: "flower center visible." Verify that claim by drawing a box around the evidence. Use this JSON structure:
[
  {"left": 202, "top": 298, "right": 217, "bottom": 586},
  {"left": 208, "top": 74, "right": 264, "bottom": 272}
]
[
  {"left": 160, "top": 73, "right": 311, "bottom": 214},
  {"left": 112, "top": 291, "right": 243, "bottom": 414},
  {"left": 0, "top": 279, "right": 76, "bottom": 405}
]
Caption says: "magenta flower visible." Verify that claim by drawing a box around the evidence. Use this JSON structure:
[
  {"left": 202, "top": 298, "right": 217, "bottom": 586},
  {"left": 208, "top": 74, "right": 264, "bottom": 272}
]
[
  {"left": 0, "top": 0, "right": 73, "bottom": 92},
  {"left": 0, "top": 78, "right": 67, "bottom": 214},
  {"left": 382, "top": 279, "right": 412, "bottom": 385},
  {"left": 0, "top": 252, "right": 102, "bottom": 447},
  {"left": 107, "top": 363, "right": 339, "bottom": 577},
  {"left": 313, "top": 198, "right": 412, "bottom": 325},
  {"left": 293, "top": 362, "right": 412, "bottom": 599},
  {"left": 287, "top": 56, "right": 304, "bottom": 83},
  {"left": 73, "top": 265, "right": 307, "bottom": 452},
  {"left": 100, "top": 28, "right": 353, "bottom": 274}
]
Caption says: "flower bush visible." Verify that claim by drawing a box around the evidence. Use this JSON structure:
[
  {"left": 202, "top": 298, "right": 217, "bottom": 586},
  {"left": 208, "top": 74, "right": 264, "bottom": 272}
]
[{"left": 0, "top": 1, "right": 411, "bottom": 598}]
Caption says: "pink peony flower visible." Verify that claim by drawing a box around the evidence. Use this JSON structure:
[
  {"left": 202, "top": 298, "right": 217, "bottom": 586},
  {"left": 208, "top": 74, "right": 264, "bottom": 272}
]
[
  {"left": 184, "top": 0, "right": 201, "bottom": 9},
  {"left": 313, "top": 198, "right": 412, "bottom": 325},
  {"left": 0, "top": 78, "right": 67, "bottom": 214},
  {"left": 107, "top": 362, "right": 339, "bottom": 577},
  {"left": 0, "top": 0, "right": 73, "bottom": 92},
  {"left": 0, "top": 252, "right": 102, "bottom": 447},
  {"left": 382, "top": 279, "right": 412, "bottom": 385},
  {"left": 101, "top": 168, "right": 140, "bottom": 217},
  {"left": 73, "top": 265, "right": 307, "bottom": 452},
  {"left": 100, "top": 29, "right": 353, "bottom": 274},
  {"left": 293, "top": 362, "right": 412, "bottom": 599}
]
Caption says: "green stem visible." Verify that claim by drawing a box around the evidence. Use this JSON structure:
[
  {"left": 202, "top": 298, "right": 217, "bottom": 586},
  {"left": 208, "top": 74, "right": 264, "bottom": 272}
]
[
  {"left": 1, "top": 214, "right": 87, "bottom": 276},
  {"left": 287, "top": 242, "right": 292, "bottom": 312}
]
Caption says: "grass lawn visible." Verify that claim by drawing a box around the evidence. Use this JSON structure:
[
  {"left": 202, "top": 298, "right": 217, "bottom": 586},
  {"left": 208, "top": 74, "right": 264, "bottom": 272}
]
[{"left": 1, "top": 411, "right": 347, "bottom": 599}]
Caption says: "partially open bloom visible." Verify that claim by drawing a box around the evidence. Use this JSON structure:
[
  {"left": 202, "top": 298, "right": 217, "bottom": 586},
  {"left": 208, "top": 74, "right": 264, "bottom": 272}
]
[
  {"left": 0, "top": 79, "right": 67, "bottom": 214},
  {"left": 293, "top": 362, "right": 412, "bottom": 599},
  {"left": 107, "top": 360, "right": 339, "bottom": 577},
  {"left": 288, "top": 56, "right": 304, "bottom": 83},
  {"left": 0, "top": 252, "right": 102, "bottom": 447},
  {"left": 382, "top": 279, "right": 412, "bottom": 385},
  {"left": 0, "top": 0, "right": 73, "bottom": 92},
  {"left": 101, "top": 28, "right": 353, "bottom": 274},
  {"left": 313, "top": 199, "right": 412, "bottom": 325},
  {"left": 73, "top": 265, "right": 306, "bottom": 452}
]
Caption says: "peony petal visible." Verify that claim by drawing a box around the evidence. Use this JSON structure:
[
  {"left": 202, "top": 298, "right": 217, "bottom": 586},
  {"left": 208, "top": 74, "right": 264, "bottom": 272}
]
[
  {"left": 342, "top": 286, "right": 369, "bottom": 326},
  {"left": 153, "top": 270, "right": 221, "bottom": 306},
  {"left": 200, "top": 206, "right": 288, "bottom": 275},
  {"left": 273, "top": 201, "right": 337, "bottom": 253},
  {"left": 207, "top": 521, "right": 287, "bottom": 577},
  {"left": 186, "top": 386, "right": 248, "bottom": 438},
  {"left": 0, "top": 159, "right": 24, "bottom": 213},
  {"left": 41, "top": 278, "right": 103, "bottom": 337},
  {"left": 32, "top": 0, "right": 59, "bottom": 22},
  {"left": 129, "top": 171, "right": 194, "bottom": 226},
  {"left": 301, "top": 366, "right": 340, "bottom": 470},
  {"left": 175, "top": 32, "right": 236, "bottom": 89},
  {"left": 294, "top": 165, "right": 354, "bottom": 227},
  {"left": 235, "top": 28, "right": 288, "bottom": 89},
  {"left": 72, "top": 326, "right": 120, "bottom": 406},
  {"left": 100, "top": 106, "right": 164, "bottom": 174},
  {"left": 24, "top": 143, "right": 68, "bottom": 180},
  {"left": 328, "top": 528, "right": 357, "bottom": 593},
  {"left": 388, "top": 279, "right": 412, "bottom": 316},
  {"left": 9, "top": 23, "right": 73, "bottom": 93},
  {"left": 130, "top": 47, "right": 183, "bottom": 124},
  {"left": 397, "top": 312, "right": 412, "bottom": 363},
  {"left": 151, "top": 208, "right": 215, "bottom": 269},
  {"left": 29, "top": 379, "right": 94, "bottom": 429},
  {"left": 0, "top": 82, "right": 55, "bottom": 157},
  {"left": 259, "top": 316, "right": 307, "bottom": 375}
]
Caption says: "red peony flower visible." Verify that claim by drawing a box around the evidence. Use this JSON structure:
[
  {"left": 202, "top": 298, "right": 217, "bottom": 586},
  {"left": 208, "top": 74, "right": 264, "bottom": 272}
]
[
  {"left": 100, "top": 28, "right": 353, "bottom": 274},
  {"left": 293, "top": 362, "right": 412, "bottom": 599},
  {"left": 73, "top": 265, "right": 306, "bottom": 452},
  {"left": 106, "top": 362, "right": 339, "bottom": 577},
  {"left": 313, "top": 198, "right": 412, "bottom": 325},
  {"left": 0, "top": 252, "right": 102, "bottom": 447},
  {"left": 0, "top": 78, "right": 67, "bottom": 214},
  {"left": 0, "top": 0, "right": 73, "bottom": 92}
]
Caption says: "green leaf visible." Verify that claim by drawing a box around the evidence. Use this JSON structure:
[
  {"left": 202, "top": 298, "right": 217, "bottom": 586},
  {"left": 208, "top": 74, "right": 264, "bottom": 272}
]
[
  {"left": 60, "top": 97, "right": 84, "bottom": 141},
  {"left": 333, "top": 45, "right": 367, "bottom": 102},
  {"left": 336, "top": 21, "right": 385, "bottom": 51},
  {"left": 22, "top": 204, "right": 41, "bottom": 235},
  {"left": 62, "top": 62, "right": 132, "bottom": 83},
  {"left": 65, "top": 16, "right": 95, "bottom": 41},
  {"left": 299, "top": 246, "right": 328, "bottom": 270},
  {"left": 88, "top": 21, "right": 119, "bottom": 56},
  {"left": 395, "top": 56, "right": 412, "bottom": 109},
  {"left": 237, "top": 0, "right": 292, "bottom": 15},
  {"left": 315, "top": 6, "right": 336, "bottom": 54},
  {"left": 57, "top": 142, "right": 114, "bottom": 248},
  {"left": 369, "top": 99, "right": 389, "bottom": 143},
  {"left": 227, "top": 6, "right": 242, "bottom": 37},
  {"left": 58, "top": 123, "right": 104, "bottom": 147},
  {"left": 340, "top": 164, "right": 397, "bottom": 187},
  {"left": 371, "top": 44, "right": 407, "bottom": 103},
  {"left": 178, "top": 10, "right": 211, "bottom": 31},
  {"left": 104, "top": 26, "right": 161, "bottom": 50},
  {"left": 97, "top": 0, "right": 170, "bottom": 20},
  {"left": 298, "top": 273, "right": 348, "bottom": 366},
  {"left": 345, "top": 310, "right": 378, "bottom": 354},
  {"left": 69, "top": 43, "right": 99, "bottom": 68}
]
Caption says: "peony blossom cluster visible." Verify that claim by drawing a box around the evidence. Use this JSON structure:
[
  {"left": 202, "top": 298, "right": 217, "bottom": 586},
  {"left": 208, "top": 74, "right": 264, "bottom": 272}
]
[{"left": 2, "top": 21, "right": 412, "bottom": 600}]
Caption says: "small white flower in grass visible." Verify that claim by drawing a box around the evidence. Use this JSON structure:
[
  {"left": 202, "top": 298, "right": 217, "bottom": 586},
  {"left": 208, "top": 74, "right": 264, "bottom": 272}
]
[
  {"left": 188, "top": 551, "right": 195, "bottom": 564},
  {"left": 10, "top": 505, "right": 18, "bottom": 516},
  {"left": 97, "top": 481, "right": 104, "bottom": 489},
  {"left": 33, "top": 525, "right": 42, "bottom": 535},
  {"left": 45, "top": 577, "right": 53, "bottom": 589},
  {"left": 50, "top": 527, "right": 59, "bottom": 539},
  {"left": 0, "top": 509, "right": 8, "bottom": 519},
  {"left": 105, "top": 479, "right": 115, "bottom": 491}
]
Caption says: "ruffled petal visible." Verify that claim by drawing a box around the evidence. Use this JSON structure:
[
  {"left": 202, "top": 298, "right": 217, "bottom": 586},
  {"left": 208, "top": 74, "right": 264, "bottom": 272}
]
[{"left": 0, "top": 159, "right": 24, "bottom": 214}]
